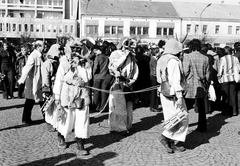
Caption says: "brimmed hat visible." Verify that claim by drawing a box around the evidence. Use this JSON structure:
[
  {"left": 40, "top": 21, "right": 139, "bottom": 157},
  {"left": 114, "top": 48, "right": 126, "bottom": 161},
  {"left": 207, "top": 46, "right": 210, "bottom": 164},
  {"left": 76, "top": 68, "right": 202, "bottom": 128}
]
[{"left": 163, "top": 38, "right": 182, "bottom": 55}]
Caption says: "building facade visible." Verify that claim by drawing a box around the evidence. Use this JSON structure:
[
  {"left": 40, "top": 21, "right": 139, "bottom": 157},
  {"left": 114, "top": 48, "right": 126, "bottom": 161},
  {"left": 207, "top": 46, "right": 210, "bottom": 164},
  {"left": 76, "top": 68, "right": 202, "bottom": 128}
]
[
  {"left": 0, "top": 0, "right": 77, "bottom": 43},
  {"left": 1, "top": 0, "right": 240, "bottom": 46}
]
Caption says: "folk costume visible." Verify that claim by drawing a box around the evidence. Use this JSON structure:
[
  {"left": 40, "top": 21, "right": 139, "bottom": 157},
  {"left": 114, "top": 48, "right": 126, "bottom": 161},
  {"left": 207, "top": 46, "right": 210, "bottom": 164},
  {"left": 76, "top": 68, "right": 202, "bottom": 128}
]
[
  {"left": 156, "top": 38, "right": 188, "bottom": 153},
  {"left": 41, "top": 44, "right": 59, "bottom": 131},
  {"left": 53, "top": 56, "right": 92, "bottom": 155},
  {"left": 108, "top": 44, "right": 139, "bottom": 134}
]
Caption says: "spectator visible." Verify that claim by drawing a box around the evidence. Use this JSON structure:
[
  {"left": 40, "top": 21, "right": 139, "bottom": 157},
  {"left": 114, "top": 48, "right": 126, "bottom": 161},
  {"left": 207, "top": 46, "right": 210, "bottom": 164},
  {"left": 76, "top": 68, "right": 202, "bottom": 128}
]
[
  {"left": 218, "top": 46, "right": 239, "bottom": 116},
  {"left": 18, "top": 40, "right": 45, "bottom": 126},
  {"left": 16, "top": 45, "right": 29, "bottom": 98},
  {"left": 149, "top": 45, "right": 161, "bottom": 112},
  {"left": 0, "top": 41, "right": 16, "bottom": 99},
  {"left": 92, "top": 45, "right": 111, "bottom": 112},
  {"left": 183, "top": 39, "right": 210, "bottom": 132}
]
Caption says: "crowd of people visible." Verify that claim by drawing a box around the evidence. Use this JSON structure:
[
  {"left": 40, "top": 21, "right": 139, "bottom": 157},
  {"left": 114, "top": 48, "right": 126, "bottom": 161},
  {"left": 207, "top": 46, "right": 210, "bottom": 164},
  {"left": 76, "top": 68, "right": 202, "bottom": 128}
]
[{"left": 1, "top": 36, "right": 240, "bottom": 155}]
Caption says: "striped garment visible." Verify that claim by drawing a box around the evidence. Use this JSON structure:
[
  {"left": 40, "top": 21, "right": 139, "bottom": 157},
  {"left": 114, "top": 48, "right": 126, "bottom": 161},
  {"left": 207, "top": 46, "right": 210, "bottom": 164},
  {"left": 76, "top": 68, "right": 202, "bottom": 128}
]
[{"left": 218, "top": 55, "right": 239, "bottom": 83}]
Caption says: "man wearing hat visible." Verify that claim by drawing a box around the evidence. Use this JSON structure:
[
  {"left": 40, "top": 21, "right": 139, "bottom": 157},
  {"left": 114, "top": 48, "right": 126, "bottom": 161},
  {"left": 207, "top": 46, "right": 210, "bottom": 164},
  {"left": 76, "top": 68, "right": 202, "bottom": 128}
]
[{"left": 157, "top": 38, "right": 188, "bottom": 153}]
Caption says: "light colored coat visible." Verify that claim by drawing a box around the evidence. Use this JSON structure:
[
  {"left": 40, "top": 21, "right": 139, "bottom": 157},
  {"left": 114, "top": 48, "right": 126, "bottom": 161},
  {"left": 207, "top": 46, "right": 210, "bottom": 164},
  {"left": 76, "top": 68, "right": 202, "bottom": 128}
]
[{"left": 19, "top": 49, "right": 43, "bottom": 102}]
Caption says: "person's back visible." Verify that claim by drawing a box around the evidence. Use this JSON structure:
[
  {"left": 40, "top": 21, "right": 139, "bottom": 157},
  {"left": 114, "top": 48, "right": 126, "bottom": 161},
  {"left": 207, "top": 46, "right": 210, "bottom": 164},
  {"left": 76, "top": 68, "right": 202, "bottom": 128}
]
[
  {"left": 183, "top": 51, "right": 209, "bottom": 99},
  {"left": 183, "top": 39, "right": 210, "bottom": 132},
  {"left": 93, "top": 53, "right": 109, "bottom": 79}
]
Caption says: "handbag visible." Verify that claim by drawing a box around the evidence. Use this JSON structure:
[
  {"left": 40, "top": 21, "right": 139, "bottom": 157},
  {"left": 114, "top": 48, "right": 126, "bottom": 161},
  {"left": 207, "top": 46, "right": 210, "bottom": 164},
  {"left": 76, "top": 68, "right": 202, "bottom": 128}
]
[
  {"left": 161, "top": 81, "right": 174, "bottom": 98},
  {"left": 72, "top": 98, "right": 84, "bottom": 109},
  {"left": 208, "top": 84, "right": 216, "bottom": 102}
]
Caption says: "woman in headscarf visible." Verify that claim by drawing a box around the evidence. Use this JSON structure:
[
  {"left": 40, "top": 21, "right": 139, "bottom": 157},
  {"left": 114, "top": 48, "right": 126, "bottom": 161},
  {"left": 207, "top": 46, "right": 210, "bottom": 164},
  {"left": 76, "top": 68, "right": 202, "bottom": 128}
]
[
  {"left": 53, "top": 52, "right": 92, "bottom": 156},
  {"left": 41, "top": 44, "right": 60, "bottom": 131},
  {"left": 108, "top": 38, "right": 139, "bottom": 135},
  {"left": 156, "top": 38, "right": 188, "bottom": 153}
]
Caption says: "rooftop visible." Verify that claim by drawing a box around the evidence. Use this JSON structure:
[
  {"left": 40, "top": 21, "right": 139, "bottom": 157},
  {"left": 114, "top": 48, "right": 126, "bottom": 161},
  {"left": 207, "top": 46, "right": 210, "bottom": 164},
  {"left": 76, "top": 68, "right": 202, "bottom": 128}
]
[{"left": 81, "top": 0, "right": 179, "bottom": 19}]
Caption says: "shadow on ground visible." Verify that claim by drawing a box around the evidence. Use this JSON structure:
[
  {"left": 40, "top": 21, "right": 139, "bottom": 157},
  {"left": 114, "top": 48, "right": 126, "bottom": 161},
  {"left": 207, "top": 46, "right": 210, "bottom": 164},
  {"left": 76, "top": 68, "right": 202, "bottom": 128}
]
[
  {"left": 18, "top": 151, "right": 117, "bottom": 166},
  {"left": 0, "top": 119, "right": 45, "bottom": 132},
  {"left": 0, "top": 104, "right": 24, "bottom": 111},
  {"left": 185, "top": 112, "right": 229, "bottom": 150},
  {"left": 85, "top": 110, "right": 163, "bottom": 151}
]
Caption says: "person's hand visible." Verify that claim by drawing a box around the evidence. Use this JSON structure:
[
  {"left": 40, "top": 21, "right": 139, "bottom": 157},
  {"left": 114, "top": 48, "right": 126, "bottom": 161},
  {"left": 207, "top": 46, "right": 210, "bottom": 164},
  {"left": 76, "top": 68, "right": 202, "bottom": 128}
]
[
  {"left": 126, "top": 79, "right": 135, "bottom": 86},
  {"left": 18, "top": 79, "right": 23, "bottom": 85},
  {"left": 176, "top": 97, "right": 183, "bottom": 109},
  {"left": 43, "top": 92, "right": 51, "bottom": 99}
]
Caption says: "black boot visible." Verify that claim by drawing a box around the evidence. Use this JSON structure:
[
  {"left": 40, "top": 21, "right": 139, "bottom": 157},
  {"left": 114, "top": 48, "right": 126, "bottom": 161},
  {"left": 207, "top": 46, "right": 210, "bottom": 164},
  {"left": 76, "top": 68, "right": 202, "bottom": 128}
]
[
  {"left": 76, "top": 138, "right": 88, "bottom": 156},
  {"left": 57, "top": 132, "right": 66, "bottom": 149},
  {"left": 170, "top": 141, "right": 186, "bottom": 152},
  {"left": 159, "top": 135, "right": 174, "bottom": 154}
]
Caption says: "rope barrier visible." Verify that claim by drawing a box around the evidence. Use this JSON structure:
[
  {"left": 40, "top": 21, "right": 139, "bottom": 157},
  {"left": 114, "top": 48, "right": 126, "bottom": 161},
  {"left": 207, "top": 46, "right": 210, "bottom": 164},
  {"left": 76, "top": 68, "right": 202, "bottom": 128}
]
[
  {"left": 89, "top": 82, "right": 159, "bottom": 118},
  {"left": 86, "top": 85, "right": 159, "bottom": 94}
]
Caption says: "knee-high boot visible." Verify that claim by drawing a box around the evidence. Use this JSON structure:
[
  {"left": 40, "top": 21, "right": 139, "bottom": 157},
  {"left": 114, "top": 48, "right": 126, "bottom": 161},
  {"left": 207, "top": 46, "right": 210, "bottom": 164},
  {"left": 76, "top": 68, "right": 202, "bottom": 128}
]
[{"left": 76, "top": 138, "right": 89, "bottom": 156}]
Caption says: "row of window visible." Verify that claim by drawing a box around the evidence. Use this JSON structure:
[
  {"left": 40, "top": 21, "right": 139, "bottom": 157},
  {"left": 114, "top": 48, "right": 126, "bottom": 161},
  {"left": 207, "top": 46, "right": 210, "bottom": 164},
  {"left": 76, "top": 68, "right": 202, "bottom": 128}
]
[
  {"left": 0, "top": 23, "right": 74, "bottom": 33},
  {"left": 0, "top": 0, "right": 63, "bottom": 6},
  {"left": 86, "top": 25, "right": 175, "bottom": 36},
  {"left": 187, "top": 24, "right": 240, "bottom": 35}
]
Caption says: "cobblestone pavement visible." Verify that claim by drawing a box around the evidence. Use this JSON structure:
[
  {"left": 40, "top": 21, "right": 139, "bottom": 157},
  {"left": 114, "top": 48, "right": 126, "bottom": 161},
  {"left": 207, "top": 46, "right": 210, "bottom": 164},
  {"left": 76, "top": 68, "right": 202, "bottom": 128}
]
[{"left": 1, "top": 92, "right": 240, "bottom": 166}]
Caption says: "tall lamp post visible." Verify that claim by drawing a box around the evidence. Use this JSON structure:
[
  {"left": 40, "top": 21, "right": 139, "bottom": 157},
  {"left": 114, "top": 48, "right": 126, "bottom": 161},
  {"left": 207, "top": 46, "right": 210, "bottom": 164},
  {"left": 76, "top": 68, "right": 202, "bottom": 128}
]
[{"left": 199, "top": 3, "right": 212, "bottom": 39}]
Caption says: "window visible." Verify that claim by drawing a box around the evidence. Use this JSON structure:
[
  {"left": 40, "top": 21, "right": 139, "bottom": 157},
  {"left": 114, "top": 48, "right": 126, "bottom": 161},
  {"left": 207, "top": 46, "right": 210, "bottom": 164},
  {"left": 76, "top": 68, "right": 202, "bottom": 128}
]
[
  {"left": 169, "top": 28, "right": 174, "bottom": 35},
  {"left": 156, "top": 27, "right": 162, "bottom": 35},
  {"left": 137, "top": 27, "right": 141, "bottom": 35},
  {"left": 53, "top": 25, "right": 57, "bottom": 33},
  {"left": 64, "top": 25, "right": 68, "bottom": 33},
  {"left": 112, "top": 26, "right": 117, "bottom": 34},
  {"left": 203, "top": 25, "right": 207, "bottom": 34},
  {"left": 6, "top": 23, "right": 9, "bottom": 31},
  {"left": 42, "top": 24, "right": 45, "bottom": 32},
  {"left": 48, "top": 25, "right": 51, "bottom": 32},
  {"left": 105, "top": 26, "right": 110, "bottom": 34},
  {"left": 19, "top": 24, "right": 22, "bottom": 32},
  {"left": 24, "top": 24, "right": 28, "bottom": 32},
  {"left": 86, "top": 25, "right": 98, "bottom": 34},
  {"left": 0, "top": 23, "right": 2, "bottom": 31},
  {"left": 215, "top": 25, "right": 220, "bottom": 34},
  {"left": 117, "top": 26, "right": 123, "bottom": 34},
  {"left": 12, "top": 24, "right": 16, "bottom": 31},
  {"left": 236, "top": 26, "right": 240, "bottom": 35},
  {"left": 30, "top": 24, "right": 33, "bottom": 32},
  {"left": 228, "top": 26, "right": 232, "bottom": 34},
  {"left": 187, "top": 24, "right": 191, "bottom": 33},
  {"left": 143, "top": 27, "right": 148, "bottom": 35},
  {"left": 20, "top": 13, "right": 24, "bottom": 18},
  {"left": 59, "top": 25, "right": 63, "bottom": 33},
  {"left": 163, "top": 28, "right": 167, "bottom": 35},
  {"left": 70, "top": 25, "right": 73, "bottom": 33},
  {"left": 195, "top": 25, "right": 199, "bottom": 33},
  {"left": 130, "top": 26, "right": 136, "bottom": 35},
  {"left": 36, "top": 24, "right": 40, "bottom": 32}
]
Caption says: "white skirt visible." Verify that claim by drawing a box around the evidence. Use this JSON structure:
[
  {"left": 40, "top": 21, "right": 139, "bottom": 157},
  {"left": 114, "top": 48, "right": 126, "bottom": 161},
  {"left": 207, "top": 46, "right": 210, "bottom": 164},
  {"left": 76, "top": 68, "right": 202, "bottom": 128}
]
[
  {"left": 56, "top": 105, "right": 90, "bottom": 139},
  {"left": 160, "top": 94, "right": 189, "bottom": 142}
]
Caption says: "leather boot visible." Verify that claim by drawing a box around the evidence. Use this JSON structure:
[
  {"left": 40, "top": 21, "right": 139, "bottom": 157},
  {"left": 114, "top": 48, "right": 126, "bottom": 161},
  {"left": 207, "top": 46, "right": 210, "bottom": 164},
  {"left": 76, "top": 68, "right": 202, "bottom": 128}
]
[
  {"left": 57, "top": 132, "right": 66, "bottom": 149},
  {"left": 76, "top": 138, "right": 89, "bottom": 156},
  {"left": 170, "top": 141, "right": 186, "bottom": 152},
  {"left": 159, "top": 135, "right": 174, "bottom": 154}
]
